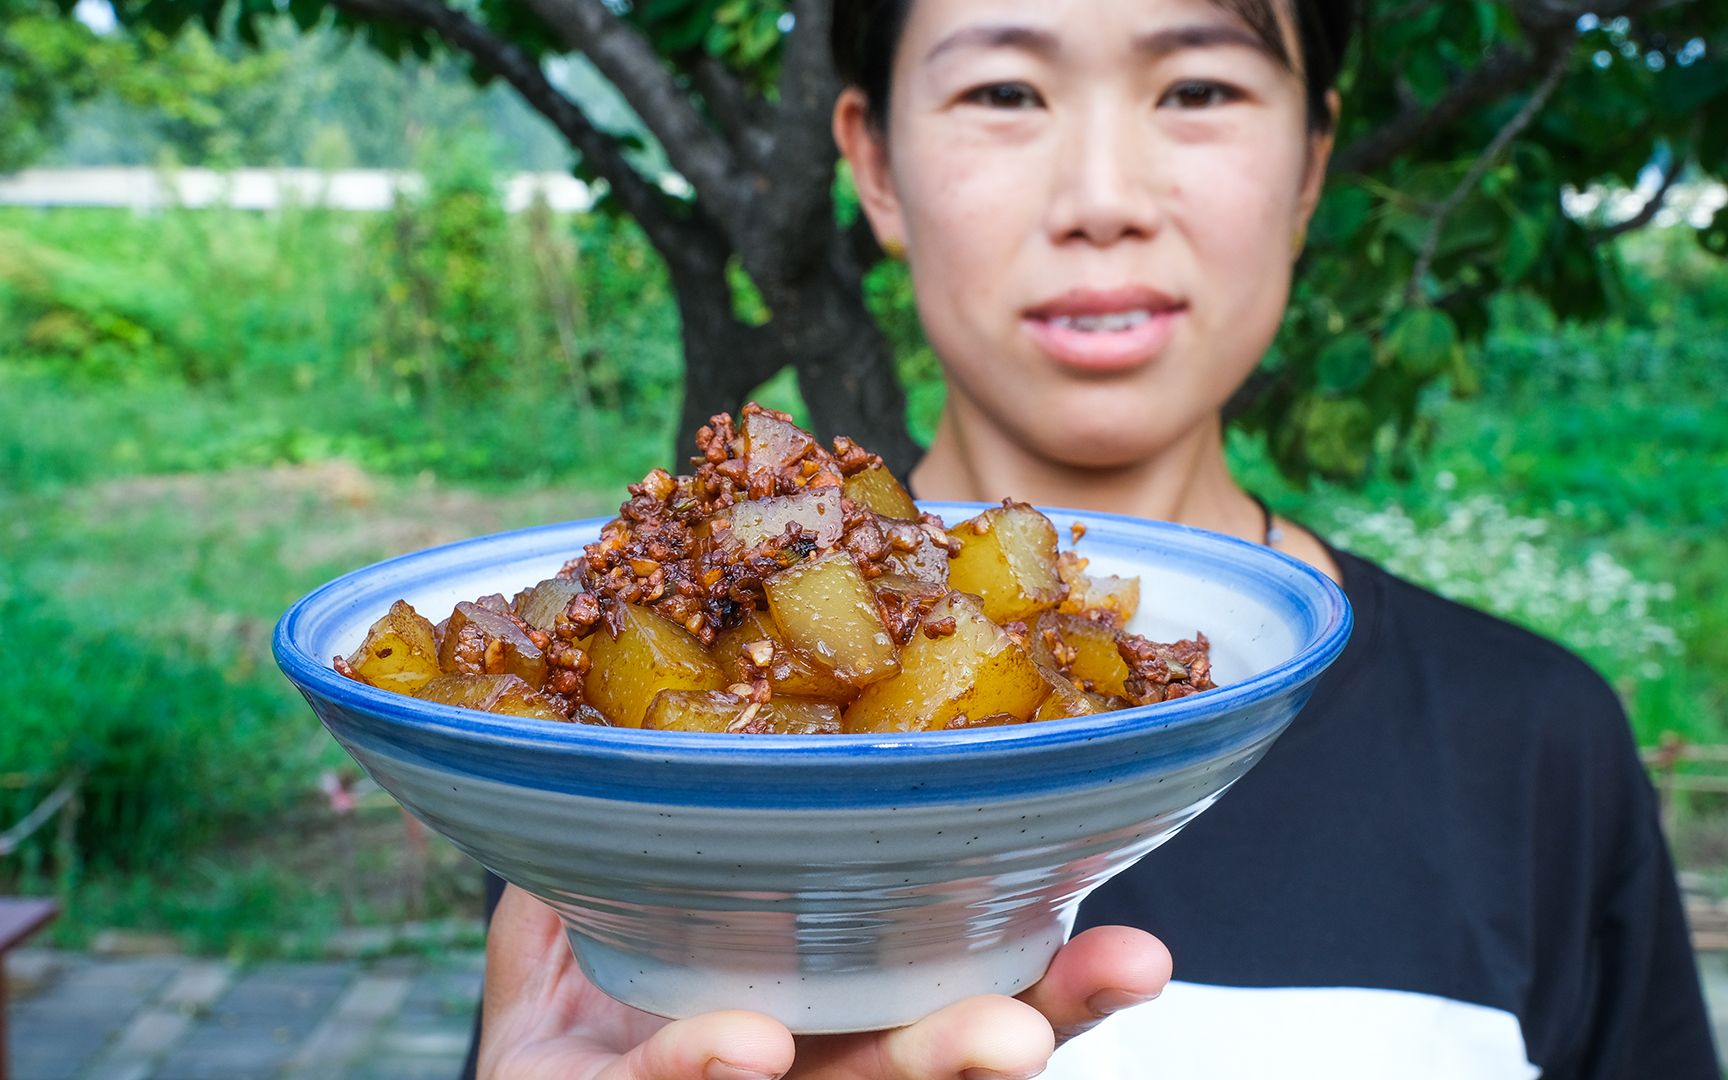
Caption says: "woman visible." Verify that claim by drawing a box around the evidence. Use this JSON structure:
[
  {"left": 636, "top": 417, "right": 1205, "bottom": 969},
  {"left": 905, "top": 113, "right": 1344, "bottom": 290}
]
[{"left": 471, "top": 1, "right": 1716, "bottom": 1076}]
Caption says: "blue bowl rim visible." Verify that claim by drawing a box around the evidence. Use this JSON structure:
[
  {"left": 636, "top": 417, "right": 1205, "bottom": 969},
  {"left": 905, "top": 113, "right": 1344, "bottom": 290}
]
[{"left": 273, "top": 501, "right": 1353, "bottom": 766}]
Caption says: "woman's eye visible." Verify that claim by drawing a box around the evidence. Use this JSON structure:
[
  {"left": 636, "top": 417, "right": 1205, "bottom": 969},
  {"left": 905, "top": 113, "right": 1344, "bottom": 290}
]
[
  {"left": 960, "top": 82, "right": 1045, "bottom": 110},
  {"left": 1159, "top": 80, "right": 1242, "bottom": 110}
]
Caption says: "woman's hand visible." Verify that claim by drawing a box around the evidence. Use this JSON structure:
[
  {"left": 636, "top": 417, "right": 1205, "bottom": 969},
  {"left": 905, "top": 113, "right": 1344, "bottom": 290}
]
[{"left": 478, "top": 885, "right": 1171, "bottom": 1080}]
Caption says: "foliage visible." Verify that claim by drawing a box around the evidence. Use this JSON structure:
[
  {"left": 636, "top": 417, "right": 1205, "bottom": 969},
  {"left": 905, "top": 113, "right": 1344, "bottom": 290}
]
[
  {"left": 1248, "top": 3, "right": 1728, "bottom": 482},
  {"left": 0, "top": 0, "right": 117, "bottom": 170},
  {"left": 0, "top": 0, "right": 288, "bottom": 172},
  {"left": 0, "top": 157, "right": 682, "bottom": 483},
  {"left": 40, "top": 19, "right": 574, "bottom": 169},
  {"left": 0, "top": 564, "right": 308, "bottom": 870},
  {"left": 374, "top": 134, "right": 520, "bottom": 391},
  {"left": 0, "top": 433, "right": 608, "bottom": 947},
  {"left": 1327, "top": 495, "right": 1681, "bottom": 681},
  {"left": 41, "top": 0, "right": 1719, "bottom": 479},
  {"left": 1239, "top": 227, "right": 1728, "bottom": 744}
]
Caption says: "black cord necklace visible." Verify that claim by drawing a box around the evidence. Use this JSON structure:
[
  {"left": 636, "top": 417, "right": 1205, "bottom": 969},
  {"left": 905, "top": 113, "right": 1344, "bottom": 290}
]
[{"left": 1246, "top": 492, "right": 1284, "bottom": 547}]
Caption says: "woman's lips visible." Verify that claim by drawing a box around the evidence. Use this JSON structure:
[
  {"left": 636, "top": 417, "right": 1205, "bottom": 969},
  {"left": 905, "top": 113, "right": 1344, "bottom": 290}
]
[{"left": 1021, "top": 306, "right": 1186, "bottom": 373}]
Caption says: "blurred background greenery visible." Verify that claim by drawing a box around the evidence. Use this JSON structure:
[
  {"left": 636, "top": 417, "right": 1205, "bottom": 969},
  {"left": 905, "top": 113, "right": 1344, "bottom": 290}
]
[{"left": 0, "top": 6, "right": 1724, "bottom": 955}]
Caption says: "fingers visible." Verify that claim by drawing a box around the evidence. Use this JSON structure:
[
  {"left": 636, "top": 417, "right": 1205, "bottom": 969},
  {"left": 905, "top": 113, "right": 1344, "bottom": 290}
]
[
  {"left": 597, "top": 1010, "right": 794, "bottom": 1080},
  {"left": 790, "top": 994, "right": 1054, "bottom": 1080},
  {"left": 478, "top": 887, "right": 794, "bottom": 1080},
  {"left": 879, "top": 994, "right": 1055, "bottom": 1080},
  {"left": 600, "top": 927, "right": 1171, "bottom": 1079},
  {"left": 1016, "top": 925, "right": 1171, "bottom": 1044},
  {"left": 476, "top": 896, "right": 1164, "bottom": 1080}
]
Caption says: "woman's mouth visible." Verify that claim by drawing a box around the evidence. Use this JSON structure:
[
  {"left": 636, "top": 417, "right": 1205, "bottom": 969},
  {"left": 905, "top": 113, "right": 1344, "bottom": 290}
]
[{"left": 1022, "top": 289, "right": 1186, "bottom": 373}]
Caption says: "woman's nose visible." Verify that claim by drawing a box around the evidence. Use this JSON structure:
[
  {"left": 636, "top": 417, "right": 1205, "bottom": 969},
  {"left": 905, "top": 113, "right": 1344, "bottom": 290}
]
[{"left": 1044, "top": 103, "right": 1162, "bottom": 247}]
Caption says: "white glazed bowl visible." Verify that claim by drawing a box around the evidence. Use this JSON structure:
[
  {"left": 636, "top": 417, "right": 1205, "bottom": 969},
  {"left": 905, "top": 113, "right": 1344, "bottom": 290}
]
[{"left": 274, "top": 502, "right": 1351, "bottom": 1032}]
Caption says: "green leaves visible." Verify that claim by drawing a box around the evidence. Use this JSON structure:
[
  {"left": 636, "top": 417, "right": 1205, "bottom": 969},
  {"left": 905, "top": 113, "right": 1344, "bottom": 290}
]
[
  {"left": 1285, "top": 397, "right": 1377, "bottom": 482},
  {"left": 1231, "top": 0, "right": 1728, "bottom": 483},
  {"left": 627, "top": 0, "right": 788, "bottom": 78},
  {"left": 708, "top": 0, "right": 783, "bottom": 66},
  {"left": 1315, "top": 331, "right": 1374, "bottom": 394},
  {"left": 1381, "top": 309, "right": 1461, "bottom": 379},
  {"left": 1501, "top": 209, "right": 1547, "bottom": 284},
  {"left": 1308, "top": 184, "right": 1373, "bottom": 248}
]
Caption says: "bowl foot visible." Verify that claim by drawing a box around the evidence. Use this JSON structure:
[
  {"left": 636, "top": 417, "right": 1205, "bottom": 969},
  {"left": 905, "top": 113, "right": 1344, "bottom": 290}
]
[{"left": 565, "top": 915, "right": 1071, "bottom": 1033}]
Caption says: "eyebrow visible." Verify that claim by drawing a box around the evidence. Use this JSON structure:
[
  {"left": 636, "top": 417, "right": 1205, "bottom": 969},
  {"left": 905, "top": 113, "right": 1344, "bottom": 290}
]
[
  {"left": 923, "top": 23, "right": 1059, "bottom": 64},
  {"left": 923, "top": 21, "right": 1276, "bottom": 66},
  {"left": 1134, "top": 24, "right": 1277, "bottom": 62}
]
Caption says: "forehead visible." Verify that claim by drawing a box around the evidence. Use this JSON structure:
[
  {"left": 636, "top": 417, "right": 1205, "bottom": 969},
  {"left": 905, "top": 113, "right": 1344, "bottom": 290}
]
[{"left": 902, "top": 0, "right": 1294, "bottom": 67}]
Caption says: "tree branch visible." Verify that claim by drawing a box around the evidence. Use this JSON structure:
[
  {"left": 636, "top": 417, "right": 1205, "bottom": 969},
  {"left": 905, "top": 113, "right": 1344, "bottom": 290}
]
[
  {"left": 515, "top": 0, "right": 748, "bottom": 225},
  {"left": 1404, "top": 44, "right": 1573, "bottom": 304},
  {"left": 690, "top": 56, "right": 771, "bottom": 166},
  {"left": 745, "top": 0, "right": 844, "bottom": 281},
  {"left": 1381, "top": 0, "right": 1435, "bottom": 23},
  {"left": 1591, "top": 152, "right": 1688, "bottom": 245},
  {"left": 326, "top": 0, "right": 687, "bottom": 248},
  {"left": 1332, "top": 44, "right": 1548, "bottom": 177},
  {"left": 1334, "top": 0, "right": 1683, "bottom": 177}
]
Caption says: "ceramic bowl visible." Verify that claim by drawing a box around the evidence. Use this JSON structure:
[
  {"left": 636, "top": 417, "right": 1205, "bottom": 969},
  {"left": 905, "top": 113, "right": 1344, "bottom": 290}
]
[{"left": 274, "top": 502, "right": 1351, "bottom": 1032}]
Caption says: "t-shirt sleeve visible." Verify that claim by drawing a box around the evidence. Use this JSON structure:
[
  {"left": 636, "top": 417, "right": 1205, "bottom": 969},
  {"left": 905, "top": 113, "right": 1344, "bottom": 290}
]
[
  {"left": 1539, "top": 665, "right": 1719, "bottom": 1078},
  {"left": 1570, "top": 813, "right": 1717, "bottom": 1078},
  {"left": 1407, "top": 577, "right": 1720, "bottom": 1077}
]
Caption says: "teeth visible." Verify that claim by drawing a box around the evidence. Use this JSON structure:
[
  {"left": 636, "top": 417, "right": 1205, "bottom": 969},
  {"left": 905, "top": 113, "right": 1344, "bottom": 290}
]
[{"left": 1050, "top": 309, "right": 1153, "bottom": 333}]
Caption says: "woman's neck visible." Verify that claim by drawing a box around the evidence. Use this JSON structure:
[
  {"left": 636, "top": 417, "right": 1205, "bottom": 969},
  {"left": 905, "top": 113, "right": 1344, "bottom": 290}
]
[{"left": 908, "top": 396, "right": 1341, "bottom": 580}]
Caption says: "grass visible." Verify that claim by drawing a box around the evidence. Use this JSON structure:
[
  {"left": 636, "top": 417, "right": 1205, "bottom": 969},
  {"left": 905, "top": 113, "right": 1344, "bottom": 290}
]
[
  {"left": 58, "top": 795, "right": 489, "bottom": 959},
  {"left": 0, "top": 392, "right": 613, "bottom": 948},
  {"left": 0, "top": 198, "right": 1723, "bottom": 951},
  {"left": 0, "top": 181, "right": 686, "bottom": 488}
]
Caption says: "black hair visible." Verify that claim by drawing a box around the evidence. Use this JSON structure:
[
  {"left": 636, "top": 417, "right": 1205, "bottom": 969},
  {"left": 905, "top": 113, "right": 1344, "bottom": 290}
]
[{"left": 832, "top": 0, "right": 1353, "bottom": 133}]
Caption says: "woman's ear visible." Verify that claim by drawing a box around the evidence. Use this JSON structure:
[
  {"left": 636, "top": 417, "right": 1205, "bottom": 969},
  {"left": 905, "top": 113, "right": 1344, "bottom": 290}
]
[
  {"left": 1295, "top": 89, "right": 1341, "bottom": 232},
  {"left": 833, "top": 87, "right": 909, "bottom": 254}
]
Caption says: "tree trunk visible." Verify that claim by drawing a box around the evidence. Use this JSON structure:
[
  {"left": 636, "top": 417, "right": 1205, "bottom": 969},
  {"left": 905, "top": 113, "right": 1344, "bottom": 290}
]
[
  {"left": 667, "top": 252, "right": 782, "bottom": 468},
  {"left": 665, "top": 240, "right": 922, "bottom": 479},
  {"left": 784, "top": 265, "right": 923, "bottom": 480}
]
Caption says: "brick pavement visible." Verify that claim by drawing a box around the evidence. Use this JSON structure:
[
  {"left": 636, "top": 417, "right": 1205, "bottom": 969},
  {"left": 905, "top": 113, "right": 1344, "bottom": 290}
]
[
  {"left": 9, "top": 946, "right": 1728, "bottom": 1076},
  {"left": 5, "top": 949, "right": 481, "bottom": 1080}
]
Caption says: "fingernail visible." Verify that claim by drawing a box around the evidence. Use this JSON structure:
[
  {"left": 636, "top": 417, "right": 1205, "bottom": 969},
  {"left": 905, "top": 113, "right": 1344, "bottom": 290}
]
[
  {"left": 961, "top": 1068, "right": 1044, "bottom": 1080},
  {"left": 1054, "top": 1017, "right": 1104, "bottom": 1042},
  {"left": 1085, "top": 988, "right": 1158, "bottom": 1015},
  {"left": 705, "top": 1060, "right": 781, "bottom": 1080}
]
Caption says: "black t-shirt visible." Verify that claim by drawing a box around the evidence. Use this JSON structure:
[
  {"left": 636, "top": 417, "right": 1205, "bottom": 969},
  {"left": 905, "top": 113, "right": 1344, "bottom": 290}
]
[{"left": 1056, "top": 547, "right": 1716, "bottom": 1078}]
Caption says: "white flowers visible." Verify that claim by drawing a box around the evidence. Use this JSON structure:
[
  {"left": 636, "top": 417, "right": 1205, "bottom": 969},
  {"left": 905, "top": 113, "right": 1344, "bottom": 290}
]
[{"left": 1328, "top": 495, "right": 1681, "bottom": 685}]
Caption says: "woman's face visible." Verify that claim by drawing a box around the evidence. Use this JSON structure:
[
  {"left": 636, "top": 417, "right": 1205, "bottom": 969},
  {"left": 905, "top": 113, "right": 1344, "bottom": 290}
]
[{"left": 840, "top": 0, "right": 1332, "bottom": 469}]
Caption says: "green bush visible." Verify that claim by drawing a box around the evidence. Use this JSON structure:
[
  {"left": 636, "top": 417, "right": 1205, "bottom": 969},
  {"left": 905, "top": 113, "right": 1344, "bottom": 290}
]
[
  {"left": 0, "top": 147, "right": 686, "bottom": 488},
  {"left": 0, "top": 573, "right": 309, "bottom": 869}
]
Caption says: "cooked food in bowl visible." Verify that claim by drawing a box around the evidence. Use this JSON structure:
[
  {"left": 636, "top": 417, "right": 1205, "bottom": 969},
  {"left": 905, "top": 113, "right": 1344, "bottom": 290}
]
[{"left": 334, "top": 403, "right": 1215, "bottom": 733}]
